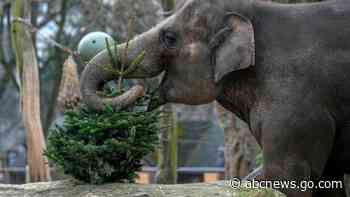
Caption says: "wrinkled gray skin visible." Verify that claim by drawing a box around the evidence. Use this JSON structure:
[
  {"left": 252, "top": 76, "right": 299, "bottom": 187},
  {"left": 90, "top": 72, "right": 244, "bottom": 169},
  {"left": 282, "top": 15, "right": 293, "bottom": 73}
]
[{"left": 80, "top": 0, "right": 350, "bottom": 196}]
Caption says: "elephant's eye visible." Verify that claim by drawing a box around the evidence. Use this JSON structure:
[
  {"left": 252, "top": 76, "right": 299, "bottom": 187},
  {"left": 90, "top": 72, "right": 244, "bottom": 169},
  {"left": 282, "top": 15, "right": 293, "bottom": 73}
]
[{"left": 160, "top": 30, "right": 177, "bottom": 49}]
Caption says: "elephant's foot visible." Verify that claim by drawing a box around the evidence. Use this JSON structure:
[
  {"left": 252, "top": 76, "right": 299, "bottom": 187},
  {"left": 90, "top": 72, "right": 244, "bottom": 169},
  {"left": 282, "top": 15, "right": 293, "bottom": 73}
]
[
  {"left": 243, "top": 166, "right": 313, "bottom": 197},
  {"left": 243, "top": 164, "right": 314, "bottom": 197}
]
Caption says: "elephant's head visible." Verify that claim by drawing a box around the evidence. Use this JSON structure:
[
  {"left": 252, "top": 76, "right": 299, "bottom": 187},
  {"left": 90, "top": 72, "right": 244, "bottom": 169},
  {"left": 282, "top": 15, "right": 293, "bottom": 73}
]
[{"left": 80, "top": 0, "right": 255, "bottom": 111}]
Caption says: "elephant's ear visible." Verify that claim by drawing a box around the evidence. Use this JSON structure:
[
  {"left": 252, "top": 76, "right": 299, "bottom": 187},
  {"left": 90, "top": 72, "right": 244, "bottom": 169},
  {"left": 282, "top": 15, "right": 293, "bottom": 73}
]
[{"left": 210, "top": 12, "right": 255, "bottom": 82}]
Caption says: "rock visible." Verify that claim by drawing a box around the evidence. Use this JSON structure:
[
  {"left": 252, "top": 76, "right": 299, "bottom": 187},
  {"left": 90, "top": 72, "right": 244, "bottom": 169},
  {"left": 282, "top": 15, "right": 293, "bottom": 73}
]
[
  {"left": 0, "top": 179, "right": 286, "bottom": 197},
  {"left": 130, "top": 192, "right": 150, "bottom": 197}
]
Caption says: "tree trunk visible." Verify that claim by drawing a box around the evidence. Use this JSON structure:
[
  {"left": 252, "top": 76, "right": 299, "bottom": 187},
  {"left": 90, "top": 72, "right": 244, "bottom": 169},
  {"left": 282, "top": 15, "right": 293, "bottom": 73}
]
[
  {"left": 0, "top": 179, "right": 285, "bottom": 197},
  {"left": 216, "top": 104, "right": 259, "bottom": 179},
  {"left": 156, "top": 104, "right": 178, "bottom": 184},
  {"left": 156, "top": 0, "right": 178, "bottom": 184},
  {"left": 11, "top": 0, "right": 51, "bottom": 182}
]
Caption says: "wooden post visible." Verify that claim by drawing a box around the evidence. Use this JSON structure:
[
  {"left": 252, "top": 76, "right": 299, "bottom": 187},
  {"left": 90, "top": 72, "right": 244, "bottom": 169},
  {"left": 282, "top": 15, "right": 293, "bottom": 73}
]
[
  {"left": 11, "top": 0, "right": 51, "bottom": 182},
  {"left": 156, "top": 105, "right": 178, "bottom": 184},
  {"left": 155, "top": 0, "right": 178, "bottom": 185}
]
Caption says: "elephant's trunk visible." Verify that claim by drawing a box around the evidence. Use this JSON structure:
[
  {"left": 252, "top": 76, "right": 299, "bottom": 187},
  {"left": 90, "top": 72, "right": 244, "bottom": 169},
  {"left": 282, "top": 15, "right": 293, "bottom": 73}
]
[{"left": 80, "top": 29, "right": 163, "bottom": 111}]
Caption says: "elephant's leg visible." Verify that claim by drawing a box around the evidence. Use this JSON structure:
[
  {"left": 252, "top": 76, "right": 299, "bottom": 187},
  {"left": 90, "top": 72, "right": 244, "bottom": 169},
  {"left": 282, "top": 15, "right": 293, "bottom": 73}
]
[
  {"left": 258, "top": 106, "right": 336, "bottom": 197},
  {"left": 312, "top": 148, "right": 347, "bottom": 197},
  {"left": 313, "top": 121, "right": 350, "bottom": 197},
  {"left": 263, "top": 155, "right": 313, "bottom": 197}
]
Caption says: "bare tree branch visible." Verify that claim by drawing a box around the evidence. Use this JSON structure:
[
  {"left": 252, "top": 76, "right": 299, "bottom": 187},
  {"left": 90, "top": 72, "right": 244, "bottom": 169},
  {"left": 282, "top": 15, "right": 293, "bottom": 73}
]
[{"left": 12, "top": 17, "right": 77, "bottom": 56}]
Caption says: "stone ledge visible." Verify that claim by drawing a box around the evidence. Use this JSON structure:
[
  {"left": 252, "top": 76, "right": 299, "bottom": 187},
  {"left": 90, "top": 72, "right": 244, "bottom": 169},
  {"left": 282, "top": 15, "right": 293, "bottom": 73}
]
[{"left": 0, "top": 179, "right": 285, "bottom": 197}]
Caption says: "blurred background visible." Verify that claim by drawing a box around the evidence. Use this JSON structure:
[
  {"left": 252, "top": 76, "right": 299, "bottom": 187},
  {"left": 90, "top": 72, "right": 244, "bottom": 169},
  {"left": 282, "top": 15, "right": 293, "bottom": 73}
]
[{"left": 0, "top": 0, "right": 318, "bottom": 185}]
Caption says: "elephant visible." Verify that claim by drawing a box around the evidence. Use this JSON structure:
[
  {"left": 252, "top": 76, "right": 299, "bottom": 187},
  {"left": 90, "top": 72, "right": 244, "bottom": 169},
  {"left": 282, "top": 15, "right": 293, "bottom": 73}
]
[{"left": 80, "top": 0, "right": 350, "bottom": 196}]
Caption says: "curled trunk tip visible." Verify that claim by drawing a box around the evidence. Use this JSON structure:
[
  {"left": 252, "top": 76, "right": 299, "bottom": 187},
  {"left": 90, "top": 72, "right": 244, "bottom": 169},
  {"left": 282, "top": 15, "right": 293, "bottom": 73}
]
[
  {"left": 104, "top": 84, "right": 145, "bottom": 111},
  {"left": 82, "top": 83, "right": 145, "bottom": 112},
  {"left": 80, "top": 52, "right": 146, "bottom": 111}
]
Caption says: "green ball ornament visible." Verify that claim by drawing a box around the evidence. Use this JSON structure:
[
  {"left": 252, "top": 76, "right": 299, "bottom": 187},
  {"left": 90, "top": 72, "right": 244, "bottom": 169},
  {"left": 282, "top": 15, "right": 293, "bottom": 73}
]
[{"left": 78, "top": 32, "right": 115, "bottom": 62}]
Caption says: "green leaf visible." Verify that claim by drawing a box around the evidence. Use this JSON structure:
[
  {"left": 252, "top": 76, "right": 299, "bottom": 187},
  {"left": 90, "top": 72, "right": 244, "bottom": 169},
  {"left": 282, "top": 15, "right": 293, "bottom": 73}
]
[
  {"left": 105, "top": 38, "right": 118, "bottom": 68},
  {"left": 123, "top": 50, "right": 145, "bottom": 75}
]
